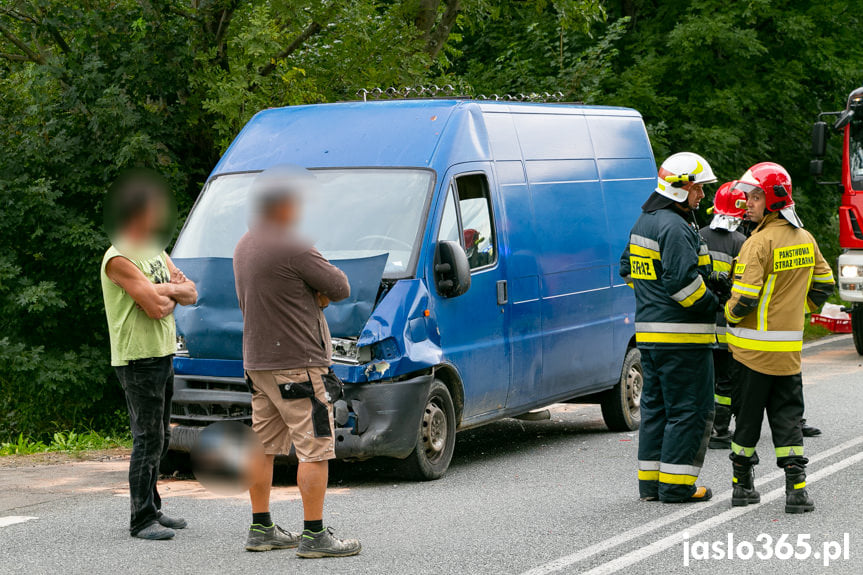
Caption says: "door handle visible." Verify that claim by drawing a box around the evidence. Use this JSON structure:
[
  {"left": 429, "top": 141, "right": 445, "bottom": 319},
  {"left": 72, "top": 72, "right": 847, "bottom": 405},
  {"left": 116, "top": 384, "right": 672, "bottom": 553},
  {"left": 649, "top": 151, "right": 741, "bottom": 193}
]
[{"left": 496, "top": 280, "right": 508, "bottom": 305}]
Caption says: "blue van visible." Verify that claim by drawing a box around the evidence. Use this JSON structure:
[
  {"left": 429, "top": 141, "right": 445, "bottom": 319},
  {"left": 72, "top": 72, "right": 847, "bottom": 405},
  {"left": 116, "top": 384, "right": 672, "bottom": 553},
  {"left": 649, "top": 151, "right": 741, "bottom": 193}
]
[{"left": 168, "top": 99, "right": 656, "bottom": 479}]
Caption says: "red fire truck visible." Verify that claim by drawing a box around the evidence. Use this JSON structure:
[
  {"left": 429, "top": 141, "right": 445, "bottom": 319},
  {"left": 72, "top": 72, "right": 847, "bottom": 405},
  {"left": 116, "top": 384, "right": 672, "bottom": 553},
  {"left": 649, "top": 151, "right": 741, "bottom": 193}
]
[{"left": 811, "top": 86, "right": 863, "bottom": 353}]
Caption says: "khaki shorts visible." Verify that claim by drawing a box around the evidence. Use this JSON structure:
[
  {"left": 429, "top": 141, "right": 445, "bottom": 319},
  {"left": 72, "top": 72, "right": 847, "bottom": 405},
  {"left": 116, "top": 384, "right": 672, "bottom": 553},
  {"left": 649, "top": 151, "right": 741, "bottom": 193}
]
[{"left": 247, "top": 366, "right": 335, "bottom": 462}]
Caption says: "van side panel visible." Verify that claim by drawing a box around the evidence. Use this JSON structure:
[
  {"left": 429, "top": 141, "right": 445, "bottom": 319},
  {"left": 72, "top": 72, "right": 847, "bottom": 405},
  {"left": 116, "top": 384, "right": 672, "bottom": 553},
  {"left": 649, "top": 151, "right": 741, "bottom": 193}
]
[
  {"left": 513, "top": 113, "right": 617, "bottom": 400},
  {"left": 587, "top": 115, "right": 657, "bottom": 357}
]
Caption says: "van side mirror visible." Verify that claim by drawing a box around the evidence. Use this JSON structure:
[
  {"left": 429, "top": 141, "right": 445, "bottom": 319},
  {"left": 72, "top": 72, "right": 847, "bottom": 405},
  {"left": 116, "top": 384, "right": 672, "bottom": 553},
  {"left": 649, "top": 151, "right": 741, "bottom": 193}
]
[
  {"left": 834, "top": 109, "right": 855, "bottom": 130},
  {"left": 434, "top": 241, "right": 471, "bottom": 298},
  {"left": 811, "top": 121, "right": 827, "bottom": 157},
  {"left": 809, "top": 159, "right": 824, "bottom": 177}
]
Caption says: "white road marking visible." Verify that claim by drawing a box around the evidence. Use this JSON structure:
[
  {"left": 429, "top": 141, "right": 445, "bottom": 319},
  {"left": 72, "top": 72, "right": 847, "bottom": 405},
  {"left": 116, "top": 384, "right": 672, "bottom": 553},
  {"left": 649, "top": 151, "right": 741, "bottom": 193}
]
[
  {"left": 580, "top": 448, "right": 863, "bottom": 575},
  {"left": 803, "top": 333, "right": 852, "bottom": 350},
  {"left": 0, "top": 516, "right": 38, "bottom": 528},
  {"left": 521, "top": 434, "right": 863, "bottom": 575}
]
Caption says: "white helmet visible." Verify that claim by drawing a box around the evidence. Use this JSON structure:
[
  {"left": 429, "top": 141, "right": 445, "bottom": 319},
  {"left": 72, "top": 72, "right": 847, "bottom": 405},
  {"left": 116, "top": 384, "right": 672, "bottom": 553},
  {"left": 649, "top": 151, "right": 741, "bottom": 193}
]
[{"left": 655, "top": 152, "right": 717, "bottom": 202}]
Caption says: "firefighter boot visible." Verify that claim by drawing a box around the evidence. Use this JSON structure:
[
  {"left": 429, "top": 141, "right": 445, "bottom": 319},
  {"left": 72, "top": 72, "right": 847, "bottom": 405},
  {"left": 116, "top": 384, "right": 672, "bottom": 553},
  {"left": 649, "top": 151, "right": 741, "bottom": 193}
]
[
  {"left": 784, "top": 465, "right": 815, "bottom": 514},
  {"left": 709, "top": 404, "right": 732, "bottom": 449},
  {"left": 731, "top": 461, "right": 760, "bottom": 507}
]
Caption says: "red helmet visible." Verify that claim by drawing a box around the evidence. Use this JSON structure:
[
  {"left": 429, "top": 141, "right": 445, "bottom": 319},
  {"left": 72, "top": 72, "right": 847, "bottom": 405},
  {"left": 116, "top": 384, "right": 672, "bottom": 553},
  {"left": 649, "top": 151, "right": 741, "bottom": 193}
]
[
  {"left": 733, "top": 162, "right": 793, "bottom": 212},
  {"left": 711, "top": 181, "right": 746, "bottom": 218}
]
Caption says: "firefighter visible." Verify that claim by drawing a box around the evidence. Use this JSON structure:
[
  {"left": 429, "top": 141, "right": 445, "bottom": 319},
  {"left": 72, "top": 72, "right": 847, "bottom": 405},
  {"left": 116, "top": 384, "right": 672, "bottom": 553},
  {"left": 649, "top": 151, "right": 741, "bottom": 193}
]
[
  {"left": 700, "top": 182, "right": 747, "bottom": 449},
  {"left": 620, "top": 152, "right": 724, "bottom": 503},
  {"left": 724, "top": 162, "right": 834, "bottom": 513}
]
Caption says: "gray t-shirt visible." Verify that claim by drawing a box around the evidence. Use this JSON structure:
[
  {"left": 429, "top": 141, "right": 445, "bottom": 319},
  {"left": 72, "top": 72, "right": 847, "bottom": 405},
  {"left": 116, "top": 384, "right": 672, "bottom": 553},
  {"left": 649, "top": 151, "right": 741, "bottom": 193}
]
[{"left": 233, "top": 229, "right": 350, "bottom": 370}]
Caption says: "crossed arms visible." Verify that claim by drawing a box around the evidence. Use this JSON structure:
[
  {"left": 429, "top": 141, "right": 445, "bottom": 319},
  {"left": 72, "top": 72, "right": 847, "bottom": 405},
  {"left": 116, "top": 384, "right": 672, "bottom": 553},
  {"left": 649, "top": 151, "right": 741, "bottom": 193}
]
[{"left": 106, "top": 255, "right": 198, "bottom": 320}]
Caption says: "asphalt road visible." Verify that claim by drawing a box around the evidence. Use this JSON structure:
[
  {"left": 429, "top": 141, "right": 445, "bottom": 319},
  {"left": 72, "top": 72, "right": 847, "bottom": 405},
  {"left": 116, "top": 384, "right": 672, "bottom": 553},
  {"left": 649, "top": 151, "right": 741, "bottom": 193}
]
[{"left": 2, "top": 335, "right": 862, "bottom": 574}]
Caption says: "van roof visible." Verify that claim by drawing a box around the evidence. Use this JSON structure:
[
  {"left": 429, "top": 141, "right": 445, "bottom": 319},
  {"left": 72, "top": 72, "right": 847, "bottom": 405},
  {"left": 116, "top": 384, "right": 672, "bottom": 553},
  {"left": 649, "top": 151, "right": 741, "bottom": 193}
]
[{"left": 211, "top": 99, "right": 644, "bottom": 176}]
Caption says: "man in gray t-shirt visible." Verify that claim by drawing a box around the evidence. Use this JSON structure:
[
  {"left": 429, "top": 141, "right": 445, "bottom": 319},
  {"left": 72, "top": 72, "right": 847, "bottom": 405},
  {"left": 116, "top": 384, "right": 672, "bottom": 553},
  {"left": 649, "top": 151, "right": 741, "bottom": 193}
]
[{"left": 233, "top": 167, "right": 361, "bottom": 558}]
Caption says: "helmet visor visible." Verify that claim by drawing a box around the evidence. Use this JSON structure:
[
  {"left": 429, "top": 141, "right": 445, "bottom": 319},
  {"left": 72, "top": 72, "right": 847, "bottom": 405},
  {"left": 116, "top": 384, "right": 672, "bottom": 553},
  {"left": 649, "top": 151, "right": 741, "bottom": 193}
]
[{"left": 732, "top": 181, "right": 762, "bottom": 196}]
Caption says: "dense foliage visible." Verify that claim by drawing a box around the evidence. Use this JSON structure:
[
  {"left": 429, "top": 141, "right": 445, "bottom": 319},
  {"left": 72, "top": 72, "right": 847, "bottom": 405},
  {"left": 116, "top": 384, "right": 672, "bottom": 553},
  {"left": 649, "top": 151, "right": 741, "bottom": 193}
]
[{"left": 1, "top": 0, "right": 861, "bottom": 439}]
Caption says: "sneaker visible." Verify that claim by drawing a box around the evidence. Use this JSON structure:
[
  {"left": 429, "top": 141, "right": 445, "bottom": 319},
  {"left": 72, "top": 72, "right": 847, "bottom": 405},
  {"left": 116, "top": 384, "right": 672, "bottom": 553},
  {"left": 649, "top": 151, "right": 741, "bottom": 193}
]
[
  {"left": 157, "top": 513, "right": 187, "bottom": 529},
  {"left": 296, "top": 527, "right": 362, "bottom": 558},
  {"left": 245, "top": 524, "right": 301, "bottom": 552},
  {"left": 134, "top": 522, "right": 175, "bottom": 540}
]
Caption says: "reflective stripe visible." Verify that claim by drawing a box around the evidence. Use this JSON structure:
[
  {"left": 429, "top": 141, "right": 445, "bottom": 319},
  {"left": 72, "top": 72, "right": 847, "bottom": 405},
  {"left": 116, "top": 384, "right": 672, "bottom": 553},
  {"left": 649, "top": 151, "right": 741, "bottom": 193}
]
[
  {"left": 712, "top": 260, "right": 732, "bottom": 273},
  {"left": 731, "top": 442, "right": 756, "bottom": 457},
  {"left": 635, "top": 322, "right": 715, "bottom": 333},
  {"left": 659, "top": 472, "right": 697, "bottom": 485},
  {"left": 630, "top": 244, "right": 660, "bottom": 260},
  {"left": 698, "top": 254, "right": 711, "bottom": 266},
  {"left": 636, "top": 333, "right": 716, "bottom": 344},
  {"left": 698, "top": 244, "right": 709, "bottom": 255},
  {"left": 630, "top": 234, "right": 660, "bottom": 252},
  {"left": 731, "top": 281, "right": 761, "bottom": 297},
  {"left": 709, "top": 251, "right": 733, "bottom": 264},
  {"left": 661, "top": 463, "right": 701, "bottom": 476},
  {"left": 813, "top": 272, "right": 834, "bottom": 283},
  {"left": 727, "top": 327, "right": 803, "bottom": 352},
  {"left": 716, "top": 333, "right": 727, "bottom": 344},
  {"left": 793, "top": 481, "right": 806, "bottom": 490},
  {"left": 636, "top": 322, "right": 715, "bottom": 344},
  {"left": 775, "top": 445, "right": 804, "bottom": 458},
  {"left": 638, "top": 470, "right": 659, "bottom": 481},
  {"left": 671, "top": 276, "right": 706, "bottom": 306},
  {"left": 758, "top": 273, "right": 777, "bottom": 331},
  {"left": 714, "top": 394, "right": 731, "bottom": 406},
  {"left": 638, "top": 460, "right": 660, "bottom": 471},
  {"left": 716, "top": 326, "right": 727, "bottom": 344},
  {"left": 724, "top": 302, "right": 743, "bottom": 323}
]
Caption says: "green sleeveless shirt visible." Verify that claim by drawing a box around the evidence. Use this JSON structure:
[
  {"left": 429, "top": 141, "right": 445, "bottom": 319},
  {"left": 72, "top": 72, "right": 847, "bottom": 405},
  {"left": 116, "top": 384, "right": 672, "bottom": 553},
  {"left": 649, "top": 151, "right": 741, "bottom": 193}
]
[{"left": 100, "top": 246, "right": 176, "bottom": 366}]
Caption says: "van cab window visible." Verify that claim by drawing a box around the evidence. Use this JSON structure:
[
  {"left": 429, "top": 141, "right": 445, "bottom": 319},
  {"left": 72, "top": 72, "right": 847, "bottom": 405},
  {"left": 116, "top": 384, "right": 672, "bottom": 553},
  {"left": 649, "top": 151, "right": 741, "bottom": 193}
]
[
  {"left": 437, "top": 185, "right": 461, "bottom": 244},
  {"left": 455, "top": 174, "right": 496, "bottom": 270},
  {"left": 171, "top": 169, "right": 433, "bottom": 278}
]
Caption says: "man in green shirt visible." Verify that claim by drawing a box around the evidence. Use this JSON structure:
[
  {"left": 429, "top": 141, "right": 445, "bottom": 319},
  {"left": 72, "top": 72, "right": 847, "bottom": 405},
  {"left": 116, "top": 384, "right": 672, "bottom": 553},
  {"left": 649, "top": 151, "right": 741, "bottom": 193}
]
[{"left": 100, "top": 175, "right": 197, "bottom": 540}]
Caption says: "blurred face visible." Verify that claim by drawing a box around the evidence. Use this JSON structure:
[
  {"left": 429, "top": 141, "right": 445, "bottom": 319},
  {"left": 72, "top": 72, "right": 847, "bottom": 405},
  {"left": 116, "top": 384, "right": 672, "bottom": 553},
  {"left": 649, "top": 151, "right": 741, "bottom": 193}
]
[
  {"left": 684, "top": 182, "right": 704, "bottom": 210},
  {"left": 124, "top": 197, "right": 166, "bottom": 241},
  {"left": 745, "top": 189, "right": 767, "bottom": 223},
  {"left": 266, "top": 196, "right": 301, "bottom": 228}
]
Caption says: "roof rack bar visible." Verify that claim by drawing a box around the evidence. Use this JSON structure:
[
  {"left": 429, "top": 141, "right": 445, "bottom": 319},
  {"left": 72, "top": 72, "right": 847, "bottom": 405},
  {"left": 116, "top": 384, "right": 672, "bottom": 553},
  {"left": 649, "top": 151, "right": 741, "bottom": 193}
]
[{"left": 355, "top": 86, "right": 566, "bottom": 103}]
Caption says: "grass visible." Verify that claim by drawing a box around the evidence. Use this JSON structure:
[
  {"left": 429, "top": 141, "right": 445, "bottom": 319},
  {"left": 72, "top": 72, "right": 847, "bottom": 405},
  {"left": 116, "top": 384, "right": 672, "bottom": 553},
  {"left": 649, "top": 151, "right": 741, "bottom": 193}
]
[{"left": 0, "top": 430, "right": 132, "bottom": 456}]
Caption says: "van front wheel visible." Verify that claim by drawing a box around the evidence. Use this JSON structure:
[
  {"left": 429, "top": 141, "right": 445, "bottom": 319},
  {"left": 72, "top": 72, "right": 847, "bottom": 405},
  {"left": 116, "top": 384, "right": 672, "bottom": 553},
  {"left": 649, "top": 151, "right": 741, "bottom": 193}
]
[
  {"left": 601, "top": 347, "right": 642, "bottom": 432},
  {"left": 398, "top": 380, "right": 456, "bottom": 481}
]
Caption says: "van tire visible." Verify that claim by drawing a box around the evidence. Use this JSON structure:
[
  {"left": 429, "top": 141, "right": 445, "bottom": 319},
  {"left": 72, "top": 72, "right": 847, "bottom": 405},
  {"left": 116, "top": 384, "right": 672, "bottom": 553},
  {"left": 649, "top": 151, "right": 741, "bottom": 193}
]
[
  {"left": 398, "top": 380, "right": 456, "bottom": 481},
  {"left": 601, "top": 347, "right": 642, "bottom": 432}
]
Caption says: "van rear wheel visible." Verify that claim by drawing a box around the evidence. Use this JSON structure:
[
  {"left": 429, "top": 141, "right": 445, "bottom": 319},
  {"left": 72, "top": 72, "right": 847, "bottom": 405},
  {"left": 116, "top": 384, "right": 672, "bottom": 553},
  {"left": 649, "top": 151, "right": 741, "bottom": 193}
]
[
  {"left": 398, "top": 380, "right": 456, "bottom": 481},
  {"left": 601, "top": 347, "right": 642, "bottom": 431}
]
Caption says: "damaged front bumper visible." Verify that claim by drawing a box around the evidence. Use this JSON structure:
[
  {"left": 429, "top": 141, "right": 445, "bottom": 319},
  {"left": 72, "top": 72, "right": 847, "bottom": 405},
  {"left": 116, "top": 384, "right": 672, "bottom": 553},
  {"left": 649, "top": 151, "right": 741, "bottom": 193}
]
[
  {"left": 168, "top": 372, "right": 432, "bottom": 461},
  {"left": 333, "top": 373, "right": 432, "bottom": 460}
]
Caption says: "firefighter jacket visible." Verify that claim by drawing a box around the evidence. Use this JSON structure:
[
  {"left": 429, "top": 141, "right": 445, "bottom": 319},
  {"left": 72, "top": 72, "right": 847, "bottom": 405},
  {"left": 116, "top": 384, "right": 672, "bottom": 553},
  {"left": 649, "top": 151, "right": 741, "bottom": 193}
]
[
  {"left": 620, "top": 207, "right": 718, "bottom": 349},
  {"left": 699, "top": 226, "right": 746, "bottom": 348},
  {"left": 724, "top": 213, "right": 834, "bottom": 376}
]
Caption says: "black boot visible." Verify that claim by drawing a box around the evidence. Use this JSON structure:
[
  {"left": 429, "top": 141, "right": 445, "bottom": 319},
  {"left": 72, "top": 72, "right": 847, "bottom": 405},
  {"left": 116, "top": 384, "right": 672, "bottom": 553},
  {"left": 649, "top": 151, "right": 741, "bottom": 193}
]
[
  {"left": 709, "top": 404, "right": 732, "bottom": 449},
  {"left": 801, "top": 419, "right": 822, "bottom": 437},
  {"left": 785, "top": 465, "right": 815, "bottom": 514},
  {"left": 731, "top": 461, "right": 760, "bottom": 507}
]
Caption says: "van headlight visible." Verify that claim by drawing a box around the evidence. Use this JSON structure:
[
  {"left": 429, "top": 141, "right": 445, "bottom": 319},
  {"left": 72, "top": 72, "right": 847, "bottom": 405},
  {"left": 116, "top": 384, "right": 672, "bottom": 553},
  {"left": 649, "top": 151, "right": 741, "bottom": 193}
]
[
  {"left": 331, "top": 338, "right": 360, "bottom": 364},
  {"left": 841, "top": 264, "right": 861, "bottom": 279}
]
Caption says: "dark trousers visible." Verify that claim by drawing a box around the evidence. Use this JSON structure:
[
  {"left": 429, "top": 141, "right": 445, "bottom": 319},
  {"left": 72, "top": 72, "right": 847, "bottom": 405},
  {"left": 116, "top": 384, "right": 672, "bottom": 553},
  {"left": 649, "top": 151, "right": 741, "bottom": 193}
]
[
  {"left": 115, "top": 355, "right": 174, "bottom": 535},
  {"left": 713, "top": 348, "right": 734, "bottom": 408},
  {"left": 730, "top": 362, "right": 806, "bottom": 468},
  {"left": 638, "top": 348, "right": 715, "bottom": 501}
]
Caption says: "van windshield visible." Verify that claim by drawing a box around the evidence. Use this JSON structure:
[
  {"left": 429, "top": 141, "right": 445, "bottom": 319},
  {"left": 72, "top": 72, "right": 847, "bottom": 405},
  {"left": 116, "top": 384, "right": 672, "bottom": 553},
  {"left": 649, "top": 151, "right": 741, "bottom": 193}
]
[{"left": 172, "top": 169, "right": 434, "bottom": 277}]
